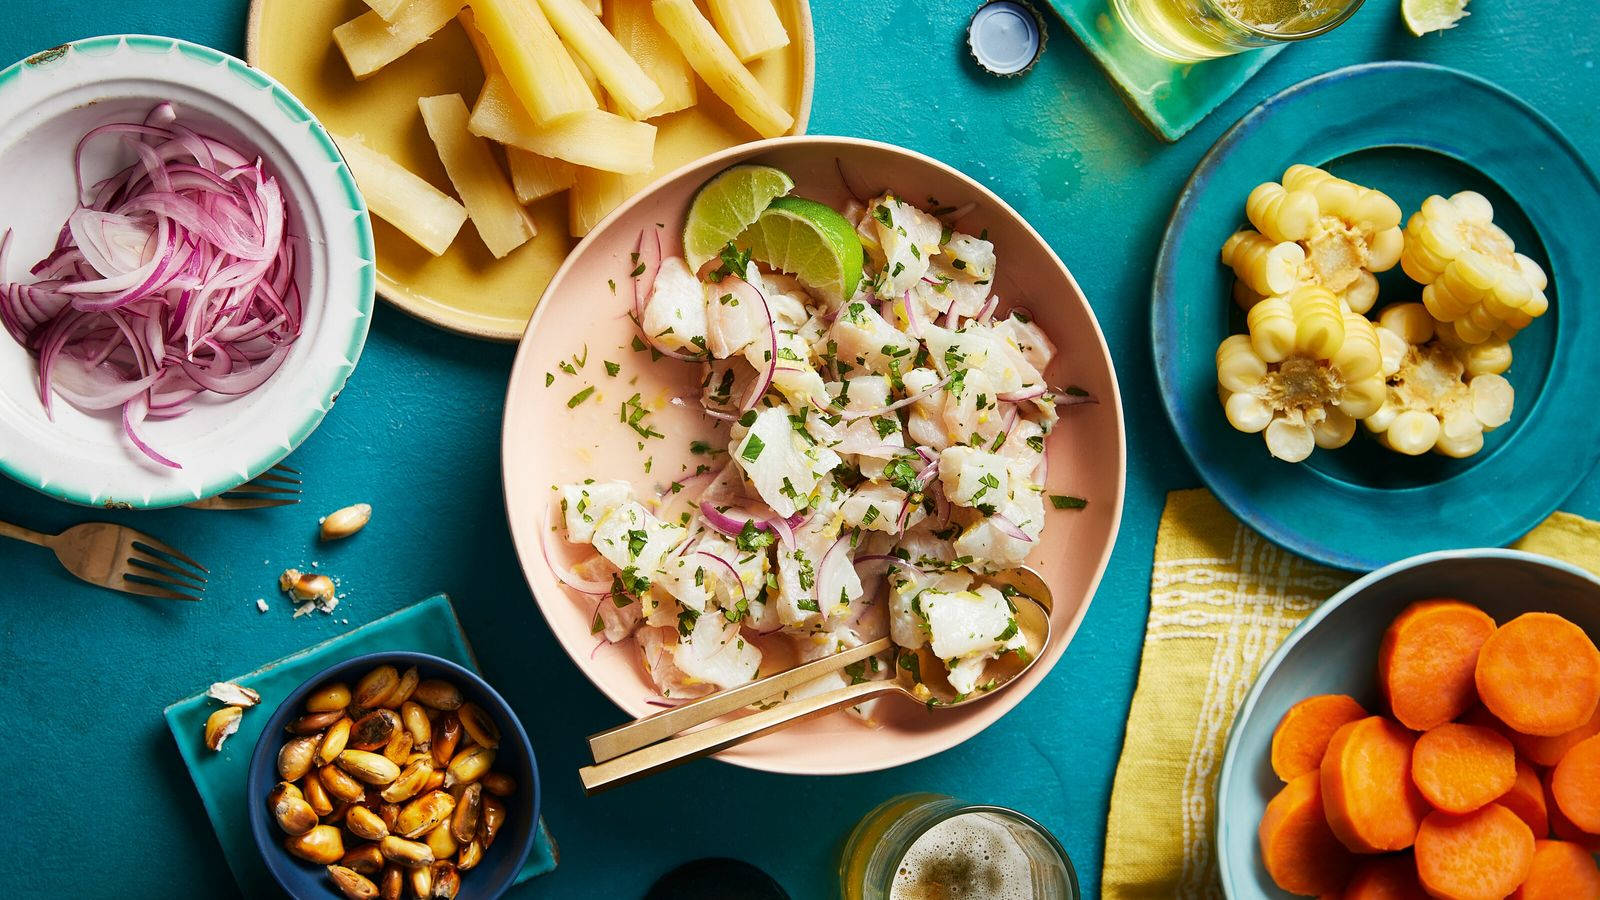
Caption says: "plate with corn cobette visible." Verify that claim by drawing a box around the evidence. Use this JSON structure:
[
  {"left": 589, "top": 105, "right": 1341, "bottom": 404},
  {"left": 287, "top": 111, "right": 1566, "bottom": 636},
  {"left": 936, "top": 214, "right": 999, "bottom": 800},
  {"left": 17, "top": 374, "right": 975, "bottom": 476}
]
[
  {"left": 501, "top": 137, "right": 1124, "bottom": 775},
  {"left": 1153, "top": 62, "right": 1600, "bottom": 572},
  {"left": 248, "top": 0, "right": 813, "bottom": 340}
]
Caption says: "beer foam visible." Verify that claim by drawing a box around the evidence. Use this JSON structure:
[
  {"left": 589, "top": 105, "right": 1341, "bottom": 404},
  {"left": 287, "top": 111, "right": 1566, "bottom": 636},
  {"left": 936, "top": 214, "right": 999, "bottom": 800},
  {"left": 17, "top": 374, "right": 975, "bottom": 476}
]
[{"left": 890, "top": 812, "right": 1033, "bottom": 900}]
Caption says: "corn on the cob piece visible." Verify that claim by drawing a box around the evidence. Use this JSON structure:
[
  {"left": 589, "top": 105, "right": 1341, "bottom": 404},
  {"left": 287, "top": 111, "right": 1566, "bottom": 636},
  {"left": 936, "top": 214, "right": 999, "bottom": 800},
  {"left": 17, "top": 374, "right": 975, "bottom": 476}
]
[
  {"left": 1282, "top": 164, "right": 1402, "bottom": 233},
  {"left": 1216, "top": 285, "right": 1385, "bottom": 462},
  {"left": 1365, "top": 302, "right": 1515, "bottom": 458},
  {"left": 1401, "top": 191, "right": 1549, "bottom": 344},
  {"left": 1246, "top": 182, "right": 1318, "bottom": 243}
]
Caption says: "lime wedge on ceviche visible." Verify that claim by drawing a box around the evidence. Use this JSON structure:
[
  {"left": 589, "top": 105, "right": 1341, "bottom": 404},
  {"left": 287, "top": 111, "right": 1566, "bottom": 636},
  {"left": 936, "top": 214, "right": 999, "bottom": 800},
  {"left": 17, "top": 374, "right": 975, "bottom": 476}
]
[
  {"left": 683, "top": 164, "right": 794, "bottom": 268},
  {"left": 741, "top": 195, "right": 864, "bottom": 303},
  {"left": 1402, "top": 0, "right": 1468, "bottom": 35}
]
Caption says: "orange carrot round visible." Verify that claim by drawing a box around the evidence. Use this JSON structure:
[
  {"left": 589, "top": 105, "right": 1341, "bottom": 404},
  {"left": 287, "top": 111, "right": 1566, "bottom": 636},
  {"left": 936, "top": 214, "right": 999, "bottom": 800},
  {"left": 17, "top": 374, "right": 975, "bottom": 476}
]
[
  {"left": 1258, "top": 771, "right": 1357, "bottom": 896},
  {"left": 1412, "top": 723, "right": 1517, "bottom": 814},
  {"left": 1499, "top": 760, "right": 1549, "bottom": 838},
  {"left": 1511, "top": 839, "right": 1600, "bottom": 899},
  {"left": 1321, "top": 716, "right": 1431, "bottom": 853},
  {"left": 1342, "top": 854, "right": 1429, "bottom": 899},
  {"left": 1543, "top": 768, "right": 1600, "bottom": 851},
  {"left": 1272, "top": 694, "right": 1369, "bottom": 782},
  {"left": 1414, "top": 804, "right": 1535, "bottom": 900},
  {"left": 1511, "top": 704, "right": 1600, "bottom": 767},
  {"left": 1476, "top": 612, "right": 1600, "bottom": 737},
  {"left": 1551, "top": 733, "right": 1600, "bottom": 833},
  {"left": 1380, "top": 599, "right": 1496, "bottom": 731}
]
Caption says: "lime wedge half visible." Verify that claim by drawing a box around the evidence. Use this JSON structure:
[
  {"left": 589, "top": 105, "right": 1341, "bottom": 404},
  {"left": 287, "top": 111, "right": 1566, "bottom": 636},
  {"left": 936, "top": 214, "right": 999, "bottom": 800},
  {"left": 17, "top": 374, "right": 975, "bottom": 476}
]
[
  {"left": 683, "top": 164, "right": 794, "bottom": 267},
  {"left": 1402, "top": 0, "right": 1468, "bottom": 35},
  {"left": 741, "top": 196, "right": 865, "bottom": 303}
]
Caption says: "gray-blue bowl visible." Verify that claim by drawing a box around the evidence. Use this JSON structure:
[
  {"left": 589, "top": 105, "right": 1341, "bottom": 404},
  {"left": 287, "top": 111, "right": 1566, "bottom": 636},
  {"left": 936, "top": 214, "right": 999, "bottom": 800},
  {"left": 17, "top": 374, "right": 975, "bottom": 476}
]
[
  {"left": 1216, "top": 549, "right": 1600, "bottom": 898},
  {"left": 246, "top": 651, "right": 539, "bottom": 899}
]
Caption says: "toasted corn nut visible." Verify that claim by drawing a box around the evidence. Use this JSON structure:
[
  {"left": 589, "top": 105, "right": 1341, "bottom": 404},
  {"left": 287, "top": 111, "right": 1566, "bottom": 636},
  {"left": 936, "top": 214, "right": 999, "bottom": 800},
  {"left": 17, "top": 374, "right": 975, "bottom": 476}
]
[
  {"left": 269, "top": 781, "right": 319, "bottom": 836},
  {"left": 340, "top": 750, "right": 402, "bottom": 785},
  {"left": 457, "top": 703, "right": 501, "bottom": 750},
  {"left": 385, "top": 667, "right": 419, "bottom": 708},
  {"left": 480, "top": 772, "right": 516, "bottom": 798},
  {"left": 380, "top": 759, "right": 434, "bottom": 804},
  {"left": 401, "top": 702, "right": 432, "bottom": 751},
  {"left": 431, "top": 862, "right": 461, "bottom": 900},
  {"left": 397, "top": 790, "right": 457, "bottom": 839},
  {"left": 346, "top": 804, "right": 390, "bottom": 841},
  {"left": 205, "top": 706, "right": 242, "bottom": 751},
  {"left": 318, "top": 717, "right": 353, "bottom": 766},
  {"left": 307, "top": 682, "right": 353, "bottom": 713},
  {"left": 479, "top": 795, "right": 505, "bottom": 849},
  {"left": 351, "top": 708, "right": 402, "bottom": 751},
  {"left": 355, "top": 666, "right": 400, "bottom": 709},
  {"left": 282, "top": 569, "right": 336, "bottom": 604},
  {"left": 378, "top": 801, "right": 401, "bottom": 831},
  {"left": 320, "top": 503, "right": 373, "bottom": 542},
  {"left": 288, "top": 709, "right": 345, "bottom": 735},
  {"left": 424, "top": 770, "right": 447, "bottom": 793},
  {"left": 207, "top": 681, "right": 261, "bottom": 708},
  {"left": 302, "top": 773, "right": 335, "bottom": 817},
  {"left": 285, "top": 825, "right": 345, "bottom": 865},
  {"left": 450, "top": 784, "right": 482, "bottom": 844},
  {"left": 432, "top": 713, "right": 461, "bottom": 768},
  {"left": 380, "top": 865, "right": 404, "bottom": 900},
  {"left": 321, "top": 764, "right": 368, "bottom": 803},
  {"left": 409, "top": 863, "right": 434, "bottom": 899},
  {"left": 412, "top": 680, "right": 463, "bottom": 711},
  {"left": 444, "top": 745, "right": 495, "bottom": 789},
  {"left": 379, "top": 835, "right": 435, "bottom": 867},
  {"left": 457, "top": 839, "right": 483, "bottom": 872},
  {"left": 279, "top": 736, "right": 318, "bottom": 782},
  {"left": 339, "top": 843, "right": 385, "bottom": 875},
  {"left": 328, "top": 864, "right": 380, "bottom": 900},
  {"left": 425, "top": 822, "right": 458, "bottom": 861},
  {"left": 384, "top": 730, "right": 414, "bottom": 765}
]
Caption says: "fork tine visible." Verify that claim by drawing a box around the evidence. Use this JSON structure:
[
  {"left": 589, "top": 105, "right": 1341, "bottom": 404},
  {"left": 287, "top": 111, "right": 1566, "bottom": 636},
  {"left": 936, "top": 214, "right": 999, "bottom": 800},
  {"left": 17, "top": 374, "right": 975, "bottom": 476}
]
[
  {"left": 127, "top": 553, "right": 207, "bottom": 587},
  {"left": 271, "top": 462, "right": 302, "bottom": 476},
  {"left": 120, "top": 576, "right": 202, "bottom": 602},
  {"left": 252, "top": 470, "right": 302, "bottom": 487},
  {"left": 130, "top": 535, "right": 208, "bottom": 575}
]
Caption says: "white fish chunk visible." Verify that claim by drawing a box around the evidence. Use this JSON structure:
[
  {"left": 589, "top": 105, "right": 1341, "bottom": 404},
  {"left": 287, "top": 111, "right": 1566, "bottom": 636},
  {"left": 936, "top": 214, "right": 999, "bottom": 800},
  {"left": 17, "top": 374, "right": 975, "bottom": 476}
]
[
  {"left": 733, "top": 407, "right": 840, "bottom": 518},
  {"left": 642, "top": 257, "right": 709, "bottom": 356},
  {"left": 560, "top": 480, "right": 633, "bottom": 544}
]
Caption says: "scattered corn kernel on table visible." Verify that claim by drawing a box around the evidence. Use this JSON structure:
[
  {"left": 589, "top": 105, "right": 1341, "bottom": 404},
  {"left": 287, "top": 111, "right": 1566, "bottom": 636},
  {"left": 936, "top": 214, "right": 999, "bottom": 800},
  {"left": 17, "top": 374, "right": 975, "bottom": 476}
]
[{"left": 3, "top": 0, "right": 1598, "bottom": 897}]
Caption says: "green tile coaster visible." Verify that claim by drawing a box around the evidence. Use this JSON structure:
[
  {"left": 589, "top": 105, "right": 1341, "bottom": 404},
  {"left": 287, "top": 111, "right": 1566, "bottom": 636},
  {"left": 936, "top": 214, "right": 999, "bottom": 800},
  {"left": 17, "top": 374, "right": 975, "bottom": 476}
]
[
  {"left": 1041, "top": 0, "right": 1283, "bottom": 141},
  {"left": 163, "top": 594, "right": 558, "bottom": 898}
]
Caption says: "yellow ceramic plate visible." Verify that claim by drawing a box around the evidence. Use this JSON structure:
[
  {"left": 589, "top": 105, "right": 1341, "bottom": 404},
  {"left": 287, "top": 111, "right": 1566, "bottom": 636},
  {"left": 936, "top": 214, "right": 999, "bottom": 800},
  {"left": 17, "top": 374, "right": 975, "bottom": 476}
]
[{"left": 247, "top": 0, "right": 814, "bottom": 341}]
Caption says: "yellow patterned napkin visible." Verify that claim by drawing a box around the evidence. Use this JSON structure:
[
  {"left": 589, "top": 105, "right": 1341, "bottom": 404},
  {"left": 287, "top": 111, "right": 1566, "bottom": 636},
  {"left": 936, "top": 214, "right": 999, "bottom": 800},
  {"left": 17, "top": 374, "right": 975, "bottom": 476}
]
[{"left": 1101, "top": 488, "right": 1600, "bottom": 899}]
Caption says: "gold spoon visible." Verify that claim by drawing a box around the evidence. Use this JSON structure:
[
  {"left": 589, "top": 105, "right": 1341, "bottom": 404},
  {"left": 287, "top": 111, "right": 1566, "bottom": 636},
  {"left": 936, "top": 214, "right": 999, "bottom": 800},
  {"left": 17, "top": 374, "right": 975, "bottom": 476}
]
[{"left": 578, "top": 565, "right": 1053, "bottom": 794}]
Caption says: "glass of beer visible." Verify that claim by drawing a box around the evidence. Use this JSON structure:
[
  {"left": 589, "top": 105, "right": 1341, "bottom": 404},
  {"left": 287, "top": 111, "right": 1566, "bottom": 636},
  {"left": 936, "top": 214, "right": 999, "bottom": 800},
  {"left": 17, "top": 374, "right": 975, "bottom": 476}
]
[
  {"left": 839, "top": 793, "right": 1079, "bottom": 900},
  {"left": 1111, "top": 0, "right": 1366, "bottom": 61}
]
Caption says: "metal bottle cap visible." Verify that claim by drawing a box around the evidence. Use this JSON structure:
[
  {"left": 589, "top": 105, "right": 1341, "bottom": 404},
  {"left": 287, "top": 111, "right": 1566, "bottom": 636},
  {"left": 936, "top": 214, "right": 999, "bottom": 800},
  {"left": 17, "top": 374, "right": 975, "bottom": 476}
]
[{"left": 967, "top": 0, "right": 1046, "bottom": 77}]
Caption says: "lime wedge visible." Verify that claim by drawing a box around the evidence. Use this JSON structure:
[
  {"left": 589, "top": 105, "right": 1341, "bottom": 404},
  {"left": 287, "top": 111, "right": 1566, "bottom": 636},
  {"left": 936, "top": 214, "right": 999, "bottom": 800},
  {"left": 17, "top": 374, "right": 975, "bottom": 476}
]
[
  {"left": 741, "top": 196, "right": 864, "bottom": 303},
  {"left": 1401, "top": 0, "right": 1468, "bottom": 35},
  {"left": 683, "top": 164, "right": 794, "bottom": 267}
]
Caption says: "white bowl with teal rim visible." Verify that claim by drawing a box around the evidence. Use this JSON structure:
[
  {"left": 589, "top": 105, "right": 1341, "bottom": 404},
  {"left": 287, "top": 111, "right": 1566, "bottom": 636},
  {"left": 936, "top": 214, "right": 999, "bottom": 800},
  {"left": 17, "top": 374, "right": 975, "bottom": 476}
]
[{"left": 0, "top": 35, "right": 373, "bottom": 508}]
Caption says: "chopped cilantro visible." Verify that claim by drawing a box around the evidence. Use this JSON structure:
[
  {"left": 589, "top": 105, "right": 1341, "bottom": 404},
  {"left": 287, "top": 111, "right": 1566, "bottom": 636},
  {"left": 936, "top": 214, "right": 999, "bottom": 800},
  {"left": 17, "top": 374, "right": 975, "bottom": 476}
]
[
  {"left": 740, "top": 434, "right": 766, "bottom": 462},
  {"left": 567, "top": 386, "right": 595, "bottom": 408},
  {"left": 1050, "top": 495, "right": 1088, "bottom": 510}
]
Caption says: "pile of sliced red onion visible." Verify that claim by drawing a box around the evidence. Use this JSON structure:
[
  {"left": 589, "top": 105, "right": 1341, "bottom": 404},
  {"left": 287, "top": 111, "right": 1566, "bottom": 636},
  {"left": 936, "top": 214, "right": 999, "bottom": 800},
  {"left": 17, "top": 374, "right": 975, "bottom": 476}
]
[{"left": 0, "top": 102, "right": 299, "bottom": 468}]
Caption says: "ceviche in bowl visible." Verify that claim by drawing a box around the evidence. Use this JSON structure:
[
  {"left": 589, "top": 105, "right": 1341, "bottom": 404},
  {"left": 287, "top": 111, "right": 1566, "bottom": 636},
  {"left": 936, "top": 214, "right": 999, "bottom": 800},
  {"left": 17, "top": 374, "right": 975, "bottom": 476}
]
[{"left": 503, "top": 137, "right": 1124, "bottom": 774}]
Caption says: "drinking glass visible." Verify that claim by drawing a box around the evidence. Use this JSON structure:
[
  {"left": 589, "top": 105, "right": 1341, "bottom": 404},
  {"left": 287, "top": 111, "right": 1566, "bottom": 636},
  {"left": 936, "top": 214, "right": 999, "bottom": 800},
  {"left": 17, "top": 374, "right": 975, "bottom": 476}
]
[
  {"left": 839, "top": 793, "right": 1079, "bottom": 900},
  {"left": 1111, "top": 0, "right": 1366, "bottom": 61}
]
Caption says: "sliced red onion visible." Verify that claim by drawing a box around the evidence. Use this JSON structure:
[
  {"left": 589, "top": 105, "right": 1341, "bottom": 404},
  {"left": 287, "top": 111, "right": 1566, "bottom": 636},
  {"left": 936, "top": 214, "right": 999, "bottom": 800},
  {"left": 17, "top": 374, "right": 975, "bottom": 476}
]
[
  {"left": 645, "top": 698, "right": 682, "bottom": 709},
  {"left": 698, "top": 499, "right": 796, "bottom": 549},
  {"left": 1053, "top": 389, "right": 1099, "bottom": 407},
  {"left": 0, "top": 104, "right": 299, "bottom": 467},
  {"left": 975, "top": 293, "right": 1000, "bottom": 324},
  {"left": 835, "top": 158, "right": 877, "bottom": 204},
  {"left": 701, "top": 405, "right": 737, "bottom": 422},
  {"left": 852, "top": 553, "right": 924, "bottom": 575},
  {"left": 696, "top": 550, "right": 747, "bottom": 604},
  {"left": 937, "top": 202, "right": 977, "bottom": 225},
  {"left": 991, "top": 513, "right": 1034, "bottom": 543},
  {"left": 839, "top": 373, "right": 953, "bottom": 421},
  {"left": 542, "top": 501, "right": 614, "bottom": 595},
  {"left": 998, "top": 384, "right": 1047, "bottom": 402},
  {"left": 900, "top": 290, "right": 921, "bottom": 339},
  {"left": 813, "top": 535, "right": 851, "bottom": 612},
  {"left": 726, "top": 276, "right": 776, "bottom": 412}
]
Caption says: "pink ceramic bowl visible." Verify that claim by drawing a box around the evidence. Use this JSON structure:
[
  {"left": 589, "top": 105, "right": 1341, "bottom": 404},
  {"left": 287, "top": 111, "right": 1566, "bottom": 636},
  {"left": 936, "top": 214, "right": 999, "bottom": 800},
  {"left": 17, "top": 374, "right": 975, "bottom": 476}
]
[{"left": 501, "top": 136, "right": 1125, "bottom": 775}]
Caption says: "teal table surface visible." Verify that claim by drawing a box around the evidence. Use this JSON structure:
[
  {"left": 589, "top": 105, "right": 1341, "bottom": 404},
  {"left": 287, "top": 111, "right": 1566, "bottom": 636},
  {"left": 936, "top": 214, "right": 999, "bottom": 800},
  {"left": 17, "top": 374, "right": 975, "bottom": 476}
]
[{"left": 2, "top": 1, "right": 1597, "bottom": 898}]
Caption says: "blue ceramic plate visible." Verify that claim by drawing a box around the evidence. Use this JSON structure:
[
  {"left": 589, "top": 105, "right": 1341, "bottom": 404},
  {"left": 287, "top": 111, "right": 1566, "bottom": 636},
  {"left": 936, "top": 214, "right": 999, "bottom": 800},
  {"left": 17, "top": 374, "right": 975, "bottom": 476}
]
[
  {"left": 1153, "top": 62, "right": 1600, "bottom": 571},
  {"left": 1215, "top": 549, "right": 1600, "bottom": 897}
]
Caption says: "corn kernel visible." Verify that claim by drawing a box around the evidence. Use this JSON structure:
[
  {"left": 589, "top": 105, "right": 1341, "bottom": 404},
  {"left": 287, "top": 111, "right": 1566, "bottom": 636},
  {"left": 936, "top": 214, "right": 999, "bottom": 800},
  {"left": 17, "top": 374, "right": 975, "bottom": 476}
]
[
  {"left": 1216, "top": 335, "right": 1267, "bottom": 393},
  {"left": 1222, "top": 230, "right": 1305, "bottom": 297},
  {"left": 1288, "top": 286, "right": 1344, "bottom": 359},
  {"left": 1246, "top": 181, "right": 1318, "bottom": 243},
  {"left": 1247, "top": 296, "right": 1297, "bottom": 363}
]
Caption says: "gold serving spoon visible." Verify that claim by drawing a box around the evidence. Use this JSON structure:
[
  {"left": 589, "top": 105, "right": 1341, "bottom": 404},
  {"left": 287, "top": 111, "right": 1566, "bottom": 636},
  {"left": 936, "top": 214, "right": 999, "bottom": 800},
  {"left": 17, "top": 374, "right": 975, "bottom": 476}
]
[{"left": 578, "top": 566, "right": 1052, "bottom": 794}]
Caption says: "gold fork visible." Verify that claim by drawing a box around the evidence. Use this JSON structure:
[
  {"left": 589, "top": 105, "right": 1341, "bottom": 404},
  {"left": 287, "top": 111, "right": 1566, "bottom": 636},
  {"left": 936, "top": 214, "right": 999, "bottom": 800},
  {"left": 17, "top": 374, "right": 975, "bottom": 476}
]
[
  {"left": 0, "top": 519, "right": 207, "bottom": 601},
  {"left": 184, "top": 463, "right": 302, "bottom": 510}
]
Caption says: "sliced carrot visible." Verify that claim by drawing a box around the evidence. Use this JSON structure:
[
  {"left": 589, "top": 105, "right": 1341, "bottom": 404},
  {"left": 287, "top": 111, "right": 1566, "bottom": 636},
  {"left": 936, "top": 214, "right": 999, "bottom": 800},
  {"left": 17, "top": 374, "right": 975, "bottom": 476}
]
[
  {"left": 1510, "top": 839, "right": 1600, "bottom": 899},
  {"left": 1272, "top": 694, "right": 1370, "bottom": 782},
  {"left": 1259, "top": 771, "right": 1357, "bottom": 896},
  {"left": 1551, "top": 733, "right": 1600, "bottom": 832},
  {"left": 1510, "top": 704, "right": 1600, "bottom": 767},
  {"left": 1411, "top": 723, "right": 1517, "bottom": 814},
  {"left": 1541, "top": 769, "right": 1600, "bottom": 852},
  {"left": 1499, "top": 759, "right": 1549, "bottom": 838},
  {"left": 1475, "top": 612, "right": 1600, "bottom": 737},
  {"left": 1414, "top": 804, "right": 1535, "bottom": 900},
  {"left": 1321, "top": 716, "right": 1431, "bottom": 853},
  {"left": 1379, "top": 599, "right": 1496, "bottom": 731},
  {"left": 1342, "top": 854, "right": 1429, "bottom": 899},
  {"left": 1456, "top": 705, "right": 1515, "bottom": 739}
]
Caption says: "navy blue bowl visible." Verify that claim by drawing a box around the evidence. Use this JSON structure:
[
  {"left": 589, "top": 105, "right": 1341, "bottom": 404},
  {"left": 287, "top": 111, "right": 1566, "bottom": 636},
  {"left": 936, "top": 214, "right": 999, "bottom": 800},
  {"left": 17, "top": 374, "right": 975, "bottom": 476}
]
[{"left": 246, "top": 652, "right": 539, "bottom": 899}]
